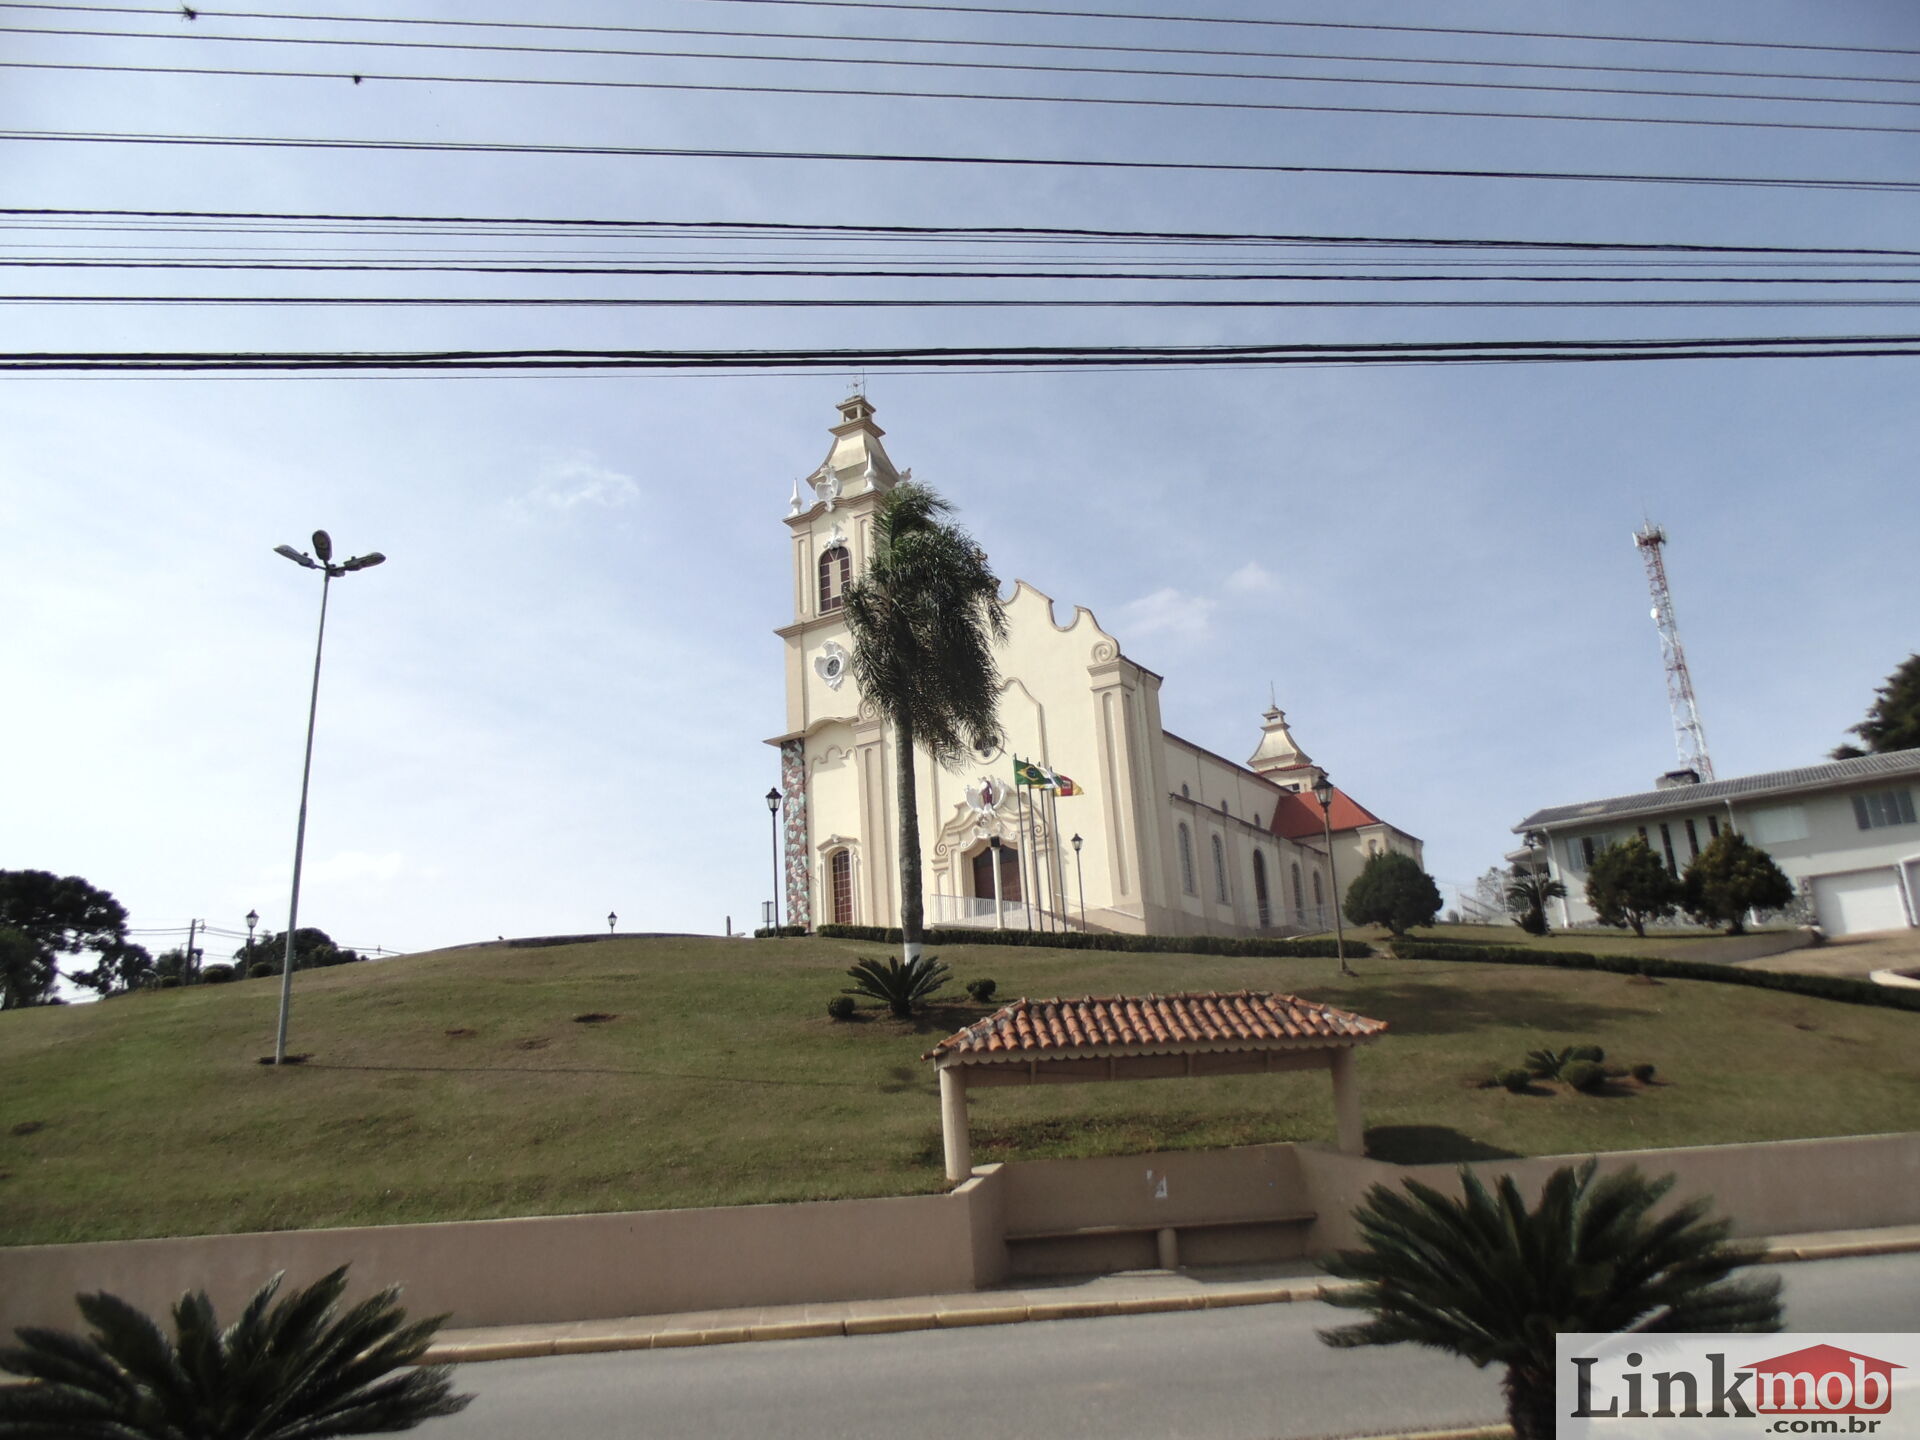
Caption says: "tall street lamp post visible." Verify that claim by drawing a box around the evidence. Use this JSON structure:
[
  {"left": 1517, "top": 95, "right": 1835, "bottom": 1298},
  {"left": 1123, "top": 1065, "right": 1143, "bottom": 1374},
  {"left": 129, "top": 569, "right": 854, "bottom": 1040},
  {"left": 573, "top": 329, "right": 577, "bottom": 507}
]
[
  {"left": 1071, "top": 833, "right": 1086, "bottom": 931},
  {"left": 271, "top": 529, "right": 384, "bottom": 1064},
  {"left": 766, "top": 787, "right": 784, "bottom": 930},
  {"left": 1313, "top": 773, "right": 1356, "bottom": 978},
  {"left": 244, "top": 908, "right": 258, "bottom": 979}
]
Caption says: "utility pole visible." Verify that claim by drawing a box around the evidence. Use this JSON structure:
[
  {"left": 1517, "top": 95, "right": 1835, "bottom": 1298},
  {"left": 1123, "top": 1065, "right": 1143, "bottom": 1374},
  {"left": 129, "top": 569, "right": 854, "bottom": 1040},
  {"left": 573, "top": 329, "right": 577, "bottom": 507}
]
[{"left": 183, "top": 917, "right": 199, "bottom": 983}]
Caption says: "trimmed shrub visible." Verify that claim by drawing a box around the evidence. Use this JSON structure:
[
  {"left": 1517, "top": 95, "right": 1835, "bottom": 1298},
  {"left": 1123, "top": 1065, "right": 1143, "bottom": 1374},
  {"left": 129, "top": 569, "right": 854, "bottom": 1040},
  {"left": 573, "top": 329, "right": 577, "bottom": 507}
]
[
  {"left": 965, "top": 978, "right": 998, "bottom": 1004},
  {"left": 1631, "top": 1062, "right": 1657, "bottom": 1083},
  {"left": 199, "top": 964, "right": 235, "bottom": 985},
  {"left": 1568, "top": 1044, "right": 1605, "bottom": 1064},
  {"left": 826, "top": 995, "right": 855, "bottom": 1020},
  {"left": 247, "top": 961, "right": 274, "bottom": 979},
  {"left": 1342, "top": 851, "right": 1443, "bottom": 937},
  {"left": 754, "top": 925, "right": 809, "bottom": 939},
  {"left": 1389, "top": 938, "right": 1920, "bottom": 1015},
  {"left": 1497, "top": 1068, "right": 1532, "bottom": 1093},
  {"left": 1563, "top": 1060, "right": 1607, "bottom": 1093},
  {"left": 154, "top": 976, "right": 180, "bottom": 990},
  {"left": 815, "top": 923, "right": 1372, "bottom": 961}
]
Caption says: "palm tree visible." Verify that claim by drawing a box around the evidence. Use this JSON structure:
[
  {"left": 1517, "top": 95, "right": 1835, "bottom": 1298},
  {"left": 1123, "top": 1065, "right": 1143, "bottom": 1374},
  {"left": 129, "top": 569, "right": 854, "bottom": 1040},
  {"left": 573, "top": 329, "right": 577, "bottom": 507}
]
[
  {"left": 844, "top": 482, "right": 1007, "bottom": 964},
  {"left": 0, "top": 1266, "right": 471, "bottom": 1439},
  {"left": 1318, "top": 1161, "right": 1781, "bottom": 1440},
  {"left": 1506, "top": 869, "right": 1568, "bottom": 936}
]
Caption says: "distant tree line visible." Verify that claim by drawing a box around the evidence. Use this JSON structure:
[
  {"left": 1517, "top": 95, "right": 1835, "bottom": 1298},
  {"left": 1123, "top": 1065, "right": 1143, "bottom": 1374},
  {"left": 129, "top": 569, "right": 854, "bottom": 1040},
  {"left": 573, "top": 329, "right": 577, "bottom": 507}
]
[{"left": 0, "top": 868, "right": 361, "bottom": 1008}]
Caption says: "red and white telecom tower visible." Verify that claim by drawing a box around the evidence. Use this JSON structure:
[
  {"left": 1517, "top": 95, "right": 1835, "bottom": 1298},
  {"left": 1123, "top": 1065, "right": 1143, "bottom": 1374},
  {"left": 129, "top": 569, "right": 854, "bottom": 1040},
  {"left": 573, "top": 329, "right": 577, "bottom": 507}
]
[{"left": 1632, "top": 521, "right": 1715, "bottom": 782}]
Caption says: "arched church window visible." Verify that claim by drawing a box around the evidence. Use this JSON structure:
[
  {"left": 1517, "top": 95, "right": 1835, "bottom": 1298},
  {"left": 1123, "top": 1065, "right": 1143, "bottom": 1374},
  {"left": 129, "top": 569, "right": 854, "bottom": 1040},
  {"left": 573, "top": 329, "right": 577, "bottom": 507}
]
[
  {"left": 1253, "top": 852, "right": 1272, "bottom": 929},
  {"left": 1180, "top": 783, "right": 1190, "bottom": 798},
  {"left": 1290, "top": 862, "right": 1304, "bottom": 923},
  {"left": 818, "top": 545, "right": 852, "bottom": 613},
  {"left": 830, "top": 849, "right": 854, "bottom": 925},
  {"left": 1211, "top": 834, "right": 1229, "bottom": 903},
  {"left": 1312, "top": 869, "right": 1325, "bottom": 911},
  {"left": 1177, "top": 824, "right": 1196, "bottom": 895}
]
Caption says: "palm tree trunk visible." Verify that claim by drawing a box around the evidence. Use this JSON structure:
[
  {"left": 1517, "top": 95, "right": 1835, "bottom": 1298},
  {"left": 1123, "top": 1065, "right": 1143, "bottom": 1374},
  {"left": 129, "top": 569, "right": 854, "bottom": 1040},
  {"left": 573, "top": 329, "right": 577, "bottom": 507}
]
[
  {"left": 1504, "top": 1363, "right": 1555, "bottom": 1440},
  {"left": 893, "top": 707, "right": 924, "bottom": 963}
]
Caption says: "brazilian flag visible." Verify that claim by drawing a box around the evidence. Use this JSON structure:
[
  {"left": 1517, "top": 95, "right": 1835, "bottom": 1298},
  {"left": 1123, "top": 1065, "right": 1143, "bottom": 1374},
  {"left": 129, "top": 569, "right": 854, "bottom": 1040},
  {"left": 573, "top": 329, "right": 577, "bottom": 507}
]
[{"left": 1013, "top": 758, "right": 1052, "bottom": 789}]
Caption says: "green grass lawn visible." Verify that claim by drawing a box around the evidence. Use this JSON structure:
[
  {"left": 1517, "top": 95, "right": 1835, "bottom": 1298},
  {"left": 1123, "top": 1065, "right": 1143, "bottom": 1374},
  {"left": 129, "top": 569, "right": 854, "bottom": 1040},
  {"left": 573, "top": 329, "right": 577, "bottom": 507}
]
[{"left": 1, "top": 934, "right": 1914, "bottom": 1246}]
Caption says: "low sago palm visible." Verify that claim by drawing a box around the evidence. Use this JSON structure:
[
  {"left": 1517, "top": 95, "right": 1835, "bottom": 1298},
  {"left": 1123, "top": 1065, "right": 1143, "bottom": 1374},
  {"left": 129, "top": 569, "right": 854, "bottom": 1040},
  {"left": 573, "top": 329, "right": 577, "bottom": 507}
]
[
  {"left": 0, "top": 1265, "right": 471, "bottom": 1439},
  {"left": 1318, "top": 1160, "right": 1781, "bottom": 1440}
]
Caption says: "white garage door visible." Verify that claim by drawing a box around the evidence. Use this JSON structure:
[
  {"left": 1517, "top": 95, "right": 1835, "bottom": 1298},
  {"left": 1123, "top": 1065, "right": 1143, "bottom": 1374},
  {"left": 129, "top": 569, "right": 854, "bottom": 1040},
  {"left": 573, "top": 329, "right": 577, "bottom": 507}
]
[{"left": 1812, "top": 868, "right": 1911, "bottom": 936}]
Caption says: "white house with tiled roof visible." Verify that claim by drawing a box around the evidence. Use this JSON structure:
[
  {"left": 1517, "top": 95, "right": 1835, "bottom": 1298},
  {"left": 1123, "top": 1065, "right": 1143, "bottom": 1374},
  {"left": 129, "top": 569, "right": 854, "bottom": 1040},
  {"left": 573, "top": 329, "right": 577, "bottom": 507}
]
[
  {"left": 1515, "top": 749, "right": 1920, "bottom": 937},
  {"left": 766, "top": 395, "right": 1422, "bottom": 938}
]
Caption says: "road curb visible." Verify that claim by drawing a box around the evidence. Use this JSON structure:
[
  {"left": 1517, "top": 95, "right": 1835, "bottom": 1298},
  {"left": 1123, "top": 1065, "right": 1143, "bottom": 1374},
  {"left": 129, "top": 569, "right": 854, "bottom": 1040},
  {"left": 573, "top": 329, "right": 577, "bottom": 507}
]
[{"left": 421, "top": 1228, "right": 1920, "bottom": 1366}]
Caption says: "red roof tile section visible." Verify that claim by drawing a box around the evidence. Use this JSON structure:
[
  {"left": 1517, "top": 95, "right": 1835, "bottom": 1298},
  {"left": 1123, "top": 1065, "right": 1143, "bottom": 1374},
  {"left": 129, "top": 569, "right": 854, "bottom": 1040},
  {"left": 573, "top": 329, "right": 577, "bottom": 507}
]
[
  {"left": 1268, "top": 787, "right": 1383, "bottom": 841},
  {"left": 925, "top": 991, "right": 1387, "bottom": 1062}
]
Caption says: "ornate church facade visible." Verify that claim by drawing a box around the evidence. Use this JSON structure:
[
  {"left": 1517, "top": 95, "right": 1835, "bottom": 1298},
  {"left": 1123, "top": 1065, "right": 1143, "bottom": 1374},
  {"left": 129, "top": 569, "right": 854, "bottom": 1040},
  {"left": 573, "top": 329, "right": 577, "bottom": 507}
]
[{"left": 768, "top": 396, "right": 1422, "bottom": 938}]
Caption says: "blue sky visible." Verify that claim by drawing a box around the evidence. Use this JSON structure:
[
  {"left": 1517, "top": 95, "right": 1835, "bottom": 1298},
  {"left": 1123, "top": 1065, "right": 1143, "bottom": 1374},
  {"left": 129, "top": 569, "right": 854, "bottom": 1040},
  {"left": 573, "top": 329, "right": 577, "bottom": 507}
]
[{"left": 2, "top": 0, "right": 1916, "bottom": 966}]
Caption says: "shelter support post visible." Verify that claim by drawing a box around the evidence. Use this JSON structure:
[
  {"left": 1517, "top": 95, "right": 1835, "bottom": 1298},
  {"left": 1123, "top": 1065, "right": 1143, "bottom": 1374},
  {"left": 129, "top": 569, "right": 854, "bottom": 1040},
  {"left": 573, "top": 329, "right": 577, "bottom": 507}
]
[
  {"left": 939, "top": 1066, "right": 972, "bottom": 1181},
  {"left": 1330, "top": 1046, "right": 1365, "bottom": 1156}
]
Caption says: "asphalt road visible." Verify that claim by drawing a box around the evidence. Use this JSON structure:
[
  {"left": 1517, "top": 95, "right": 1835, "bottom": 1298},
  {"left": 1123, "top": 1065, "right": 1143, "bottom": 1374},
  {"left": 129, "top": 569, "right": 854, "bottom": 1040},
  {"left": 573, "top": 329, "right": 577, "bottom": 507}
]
[{"left": 417, "top": 1253, "right": 1920, "bottom": 1440}]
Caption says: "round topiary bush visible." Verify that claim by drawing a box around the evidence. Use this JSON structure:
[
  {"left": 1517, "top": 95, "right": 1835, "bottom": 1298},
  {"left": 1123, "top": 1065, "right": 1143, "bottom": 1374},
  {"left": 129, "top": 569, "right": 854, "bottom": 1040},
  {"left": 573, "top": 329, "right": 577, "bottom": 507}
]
[
  {"left": 1631, "top": 1062, "right": 1657, "bottom": 1083},
  {"left": 965, "top": 978, "right": 997, "bottom": 1003},
  {"left": 1569, "top": 1044, "right": 1605, "bottom": 1063},
  {"left": 248, "top": 961, "right": 274, "bottom": 979},
  {"left": 826, "top": 996, "right": 855, "bottom": 1021},
  {"left": 1563, "top": 1060, "right": 1606, "bottom": 1093},
  {"left": 1497, "top": 1068, "right": 1532, "bottom": 1093},
  {"left": 155, "top": 976, "right": 180, "bottom": 990},
  {"left": 200, "top": 964, "right": 235, "bottom": 985}
]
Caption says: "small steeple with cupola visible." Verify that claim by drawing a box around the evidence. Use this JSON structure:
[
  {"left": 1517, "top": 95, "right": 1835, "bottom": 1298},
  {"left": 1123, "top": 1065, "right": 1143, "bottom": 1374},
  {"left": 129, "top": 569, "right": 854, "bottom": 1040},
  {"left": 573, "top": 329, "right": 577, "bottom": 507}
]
[{"left": 1247, "top": 701, "right": 1322, "bottom": 791}]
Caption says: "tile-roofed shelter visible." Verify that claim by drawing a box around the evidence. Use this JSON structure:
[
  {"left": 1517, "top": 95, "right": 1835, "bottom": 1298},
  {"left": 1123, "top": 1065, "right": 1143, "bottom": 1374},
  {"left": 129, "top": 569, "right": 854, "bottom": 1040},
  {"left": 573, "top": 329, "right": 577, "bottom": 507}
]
[{"left": 923, "top": 991, "right": 1388, "bottom": 1181}]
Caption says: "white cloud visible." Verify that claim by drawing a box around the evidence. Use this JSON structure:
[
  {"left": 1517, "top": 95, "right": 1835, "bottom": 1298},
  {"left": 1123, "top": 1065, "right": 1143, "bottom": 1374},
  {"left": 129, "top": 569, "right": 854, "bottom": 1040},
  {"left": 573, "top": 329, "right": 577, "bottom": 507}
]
[
  {"left": 1115, "top": 586, "right": 1216, "bottom": 640},
  {"left": 1223, "top": 561, "right": 1280, "bottom": 596},
  {"left": 519, "top": 454, "right": 641, "bottom": 513}
]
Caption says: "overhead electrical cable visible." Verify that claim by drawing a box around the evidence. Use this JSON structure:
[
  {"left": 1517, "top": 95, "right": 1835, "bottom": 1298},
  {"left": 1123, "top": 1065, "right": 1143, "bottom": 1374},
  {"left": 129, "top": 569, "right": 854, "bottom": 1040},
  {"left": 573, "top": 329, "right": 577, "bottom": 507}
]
[
  {"left": 12, "top": 24, "right": 1920, "bottom": 111},
  {"left": 11, "top": 334, "right": 1920, "bottom": 374},
  {"left": 6, "top": 130, "right": 1917, "bottom": 194},
  {"left": 13, "top": 295, "right": 1920, "bottom": 309},
  {"left": 14, "top": 58, "right": 1920, "bottom": 135},
  {"left": 9, "top": 209, "right": 1920, "bottom": 259},
  {"left": 13, "top": 259, "right": 1920, "bottom": 282},
  {"left": 678, "top": 0, "right": 1920, "bottom": 60},
  {"left": 10, "top": 4, "right": 1917, "bottom": 91}
]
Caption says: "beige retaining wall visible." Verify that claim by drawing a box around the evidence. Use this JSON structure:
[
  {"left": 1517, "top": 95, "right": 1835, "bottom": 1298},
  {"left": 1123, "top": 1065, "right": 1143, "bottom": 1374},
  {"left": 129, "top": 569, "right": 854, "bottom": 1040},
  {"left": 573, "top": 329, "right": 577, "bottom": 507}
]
[{"left": 5, "top": 1131, "right": 1916, "bottom": 1336}]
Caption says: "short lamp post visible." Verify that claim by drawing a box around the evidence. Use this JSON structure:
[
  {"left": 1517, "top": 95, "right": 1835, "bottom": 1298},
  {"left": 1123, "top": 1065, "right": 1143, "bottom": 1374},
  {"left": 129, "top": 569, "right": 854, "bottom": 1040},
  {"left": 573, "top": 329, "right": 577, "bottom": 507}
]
[
  {"left": 766, "top": 787, "right": 784, "bottom": 930},
  {"left": 271, "top": 529, "right": 385, "bottom": 1065},
  {"left": 1314, "top": 773, "right": 1356, "bottom": 977},
  {"left": 245, "top": 908, "right": 258, "bottom": 978},
  {"left": 1071, "top": 833, "right": 1086, "bottom": 931},
  {"left": 607, "top": 911, "right": 618, "bottom": 935}
]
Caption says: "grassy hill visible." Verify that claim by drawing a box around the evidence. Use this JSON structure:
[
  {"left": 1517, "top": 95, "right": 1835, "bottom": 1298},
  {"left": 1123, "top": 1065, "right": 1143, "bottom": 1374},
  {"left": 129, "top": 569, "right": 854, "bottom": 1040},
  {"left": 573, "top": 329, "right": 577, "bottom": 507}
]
[{"left": 2, "top": 933, "right": 1915, "bottom": 1247}]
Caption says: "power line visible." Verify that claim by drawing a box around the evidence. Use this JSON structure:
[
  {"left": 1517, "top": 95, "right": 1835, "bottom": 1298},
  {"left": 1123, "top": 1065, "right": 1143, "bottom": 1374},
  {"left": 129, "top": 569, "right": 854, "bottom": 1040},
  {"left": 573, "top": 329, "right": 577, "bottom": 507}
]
[
  {"left": 15, "top": 259, "right": 1920, "bottom": 282},
  {"left": 677, "top": 0, "right": 1920, "bottom": 61},
  {"left": 10, "top": 208, "right": 1920, "bottom": 258},
  {"left": 14, "top": 295, "right": 1920, "bottom": 309},
  {"left": 14, "top": 24, "right": 1920, "bottom": 112},
  {"left": 9, "top": 130, "right": 1913, "bottom": 194},
  {"left": 10, "top": 334, "right": 1920, "bottom": 373},
  {"left": 15, "top": 58, "right": 1920, "bottom": 135}
]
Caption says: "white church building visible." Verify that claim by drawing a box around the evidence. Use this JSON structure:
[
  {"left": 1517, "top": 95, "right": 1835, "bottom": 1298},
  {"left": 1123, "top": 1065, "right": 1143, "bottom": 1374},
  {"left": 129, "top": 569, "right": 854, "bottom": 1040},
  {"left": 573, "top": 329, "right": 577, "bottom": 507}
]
[{"left": 768, "top": 396, "right": 1422, "bottom": 938}]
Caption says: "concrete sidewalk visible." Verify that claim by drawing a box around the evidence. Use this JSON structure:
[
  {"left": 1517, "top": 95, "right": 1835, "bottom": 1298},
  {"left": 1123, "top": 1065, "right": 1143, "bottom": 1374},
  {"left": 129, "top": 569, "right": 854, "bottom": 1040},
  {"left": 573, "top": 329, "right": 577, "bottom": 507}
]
[{"left": 425, "top": 1222, "right": 1920, "bottom": 1365}]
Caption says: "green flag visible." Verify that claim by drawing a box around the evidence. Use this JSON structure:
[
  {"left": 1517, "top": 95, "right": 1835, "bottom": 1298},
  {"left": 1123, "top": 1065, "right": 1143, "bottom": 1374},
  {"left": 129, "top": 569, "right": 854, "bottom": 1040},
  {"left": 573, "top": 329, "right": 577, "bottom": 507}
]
[{"left": 1013, "top": 757, "right": 1052, "bottom": 789}]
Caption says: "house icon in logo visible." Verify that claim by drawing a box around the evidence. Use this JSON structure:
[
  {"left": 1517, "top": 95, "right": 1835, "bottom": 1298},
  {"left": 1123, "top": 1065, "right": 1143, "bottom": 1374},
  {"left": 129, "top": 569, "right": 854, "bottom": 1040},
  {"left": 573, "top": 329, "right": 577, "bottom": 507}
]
[{"left": 1742, "top": 1344, "right": 1904, "bottom": 1416}]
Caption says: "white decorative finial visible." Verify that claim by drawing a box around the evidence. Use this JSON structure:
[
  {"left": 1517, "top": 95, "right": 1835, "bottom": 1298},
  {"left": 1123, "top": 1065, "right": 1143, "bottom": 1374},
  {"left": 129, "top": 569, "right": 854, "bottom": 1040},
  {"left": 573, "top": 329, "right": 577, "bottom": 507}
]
[{"left": 788, "top": 476, "right": 804, "bottom": 517}]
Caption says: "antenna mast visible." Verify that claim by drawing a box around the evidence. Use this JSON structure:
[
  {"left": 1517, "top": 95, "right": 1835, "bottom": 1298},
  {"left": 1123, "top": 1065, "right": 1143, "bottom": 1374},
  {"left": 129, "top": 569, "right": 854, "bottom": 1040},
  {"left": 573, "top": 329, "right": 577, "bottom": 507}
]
[{"left": 1632, "top": 521, "right": 1714, "bottom": 781}]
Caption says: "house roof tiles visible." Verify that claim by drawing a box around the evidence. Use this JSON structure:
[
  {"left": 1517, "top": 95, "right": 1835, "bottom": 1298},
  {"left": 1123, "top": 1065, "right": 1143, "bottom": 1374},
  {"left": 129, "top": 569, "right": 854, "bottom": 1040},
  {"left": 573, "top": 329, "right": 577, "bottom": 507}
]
[{"left": 924, "top": 991, "right": 1387, "bottom": 1063}]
